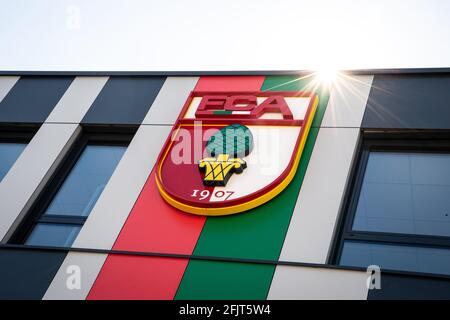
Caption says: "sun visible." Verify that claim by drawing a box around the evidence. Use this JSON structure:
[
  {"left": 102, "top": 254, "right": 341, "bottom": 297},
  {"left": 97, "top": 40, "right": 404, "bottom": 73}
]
[{"left": 315, "top": 68, "right": 339, "bottom": 87}]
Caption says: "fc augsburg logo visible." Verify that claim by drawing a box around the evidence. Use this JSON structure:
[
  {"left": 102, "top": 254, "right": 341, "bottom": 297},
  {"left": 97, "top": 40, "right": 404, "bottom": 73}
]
[{"left": 155, "top": 91, "right": 318, "bottom": 216}]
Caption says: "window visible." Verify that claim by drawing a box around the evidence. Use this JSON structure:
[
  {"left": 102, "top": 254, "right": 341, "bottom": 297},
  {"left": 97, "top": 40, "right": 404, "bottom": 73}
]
[
  {"left": 333, "top": 137, "right": 450, "bottom": 277},
  {"left": 0, "top": 129, "right": 35, "bottom": 182},
  {"left": 0, "top": 143, "right": 27, "bottom": 181},
  {"left": 12, "top": 132, "right": 130, "bottom": 247}
]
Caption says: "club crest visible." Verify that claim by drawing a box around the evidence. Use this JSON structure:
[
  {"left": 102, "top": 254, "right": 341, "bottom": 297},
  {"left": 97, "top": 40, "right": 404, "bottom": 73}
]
[{"left": 155, "top": 90, "right": 318, "bottom": 216}]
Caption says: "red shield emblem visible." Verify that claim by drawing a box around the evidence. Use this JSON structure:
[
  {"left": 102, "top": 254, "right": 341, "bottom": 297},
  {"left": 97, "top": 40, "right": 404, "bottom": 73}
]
[{"left": 155, "top": 90, "right": 318, "bottom": 215}]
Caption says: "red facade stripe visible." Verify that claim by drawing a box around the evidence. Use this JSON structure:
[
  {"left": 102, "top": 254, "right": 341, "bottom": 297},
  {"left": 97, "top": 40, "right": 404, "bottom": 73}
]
[
  {"left": 194, "top": 76, "right": 265, "bottom": 92},
  {"left": 111, "top": 171, "right": 206, "bottom": 253},
  {"left": 87, "top": 255, "right": 188, "bottom": 300},
  {"left": 87, "top": 171, "right": 205, "bottom": 300}
]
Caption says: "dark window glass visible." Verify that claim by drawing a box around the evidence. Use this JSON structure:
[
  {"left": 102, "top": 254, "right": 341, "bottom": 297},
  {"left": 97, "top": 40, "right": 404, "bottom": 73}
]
[
  {"left": 340, "top": 241, "right": 450, "bottom": 276},
  {"left": 0, "top": 142, "right": 26, "bottom": 181},
  {"left": 335, "top": 139, "right": 450, "bottom": 278},
  {"left": 353, "top": 152, "right": 450, "bottom": 237},
  {"left": 24, "top": 144, "right": 126, "bottom": 247},
  {"left": 44, "top": 145, "right": 126, "bottom": 217},
  {"left": 25, "top": 223, "right": 81, "bottom": 247}
]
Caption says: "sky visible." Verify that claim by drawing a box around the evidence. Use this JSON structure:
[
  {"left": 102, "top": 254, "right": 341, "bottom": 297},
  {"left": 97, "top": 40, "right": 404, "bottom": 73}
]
[{"left": 0, "top": 0, "right": 449, "bottom": 72}]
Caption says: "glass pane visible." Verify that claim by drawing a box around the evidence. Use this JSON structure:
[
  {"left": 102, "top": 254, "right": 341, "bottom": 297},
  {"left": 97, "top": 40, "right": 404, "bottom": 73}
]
[
  {"left": 340, "top": 241, "right": 450, "bottom": 276},
  {"left": 25, "top": 223, "right": 81, "bottom": 247},
  {"left": 353, "top": 151, "right": 450, "bottom": 237},
  {"left": 0, "top": 143, "right": 26, "bottom": 181},
  {"left": 44, "top": 145, "right": 126, "bottom": 217}
]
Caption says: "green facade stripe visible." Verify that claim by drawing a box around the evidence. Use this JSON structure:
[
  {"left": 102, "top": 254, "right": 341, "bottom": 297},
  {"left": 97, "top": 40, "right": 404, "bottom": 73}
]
[
  {"left": 261, "top": 75, "right": 314, "bottom": 92},
  {"left": 175, "top": 76, "right": 330, "bottom": 300},
  {"left": 175, "top": 260, "right": 273, "bottom": 300}
]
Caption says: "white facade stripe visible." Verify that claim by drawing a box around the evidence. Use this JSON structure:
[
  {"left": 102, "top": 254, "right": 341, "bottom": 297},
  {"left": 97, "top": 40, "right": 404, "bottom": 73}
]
[
  {"left": 268, "top": 266, "right": 368, "bottom": 300},
  {"left": 45, "top": 77, "right": 109, "bottom": 123},
  {"left": 273, "top": 76, "right": 373, "bottom": 267},
  {"left": 142, "top": 77, "right": 199, "bottom": 125},
  {"left": 321, "top": 75, "right": 374, "bottom": 128}
]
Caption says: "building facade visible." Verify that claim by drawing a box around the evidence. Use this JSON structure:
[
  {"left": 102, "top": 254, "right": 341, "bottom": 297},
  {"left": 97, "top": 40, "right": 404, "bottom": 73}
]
[{"left": 0, "top": 71, "right": 449, "bottom": 299}]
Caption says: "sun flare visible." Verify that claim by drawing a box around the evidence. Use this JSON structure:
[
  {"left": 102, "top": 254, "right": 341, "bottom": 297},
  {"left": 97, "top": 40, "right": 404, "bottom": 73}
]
[{"left": 315, "top": 68, "right": 339, "bottom": 86}]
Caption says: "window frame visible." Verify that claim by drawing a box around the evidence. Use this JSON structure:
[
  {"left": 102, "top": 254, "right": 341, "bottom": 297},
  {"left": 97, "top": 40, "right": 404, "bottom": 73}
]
[
  {"left": 0, "top": 125, "right": 37, "bottom": 144},
  {"left": 330, "top": 131, "right": 450, "bottom": 275},
  {"left": 10, "top": 127, "right": 134, "bottom": 245}
]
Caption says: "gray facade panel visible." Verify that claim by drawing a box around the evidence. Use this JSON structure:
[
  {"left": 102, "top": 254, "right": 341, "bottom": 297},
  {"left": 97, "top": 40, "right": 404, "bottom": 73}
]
[
  {"left": 0, "top": 76, "right": 74, "bottom": 123},
  {"left": 81, "top": 76, "right": 166, "bottom": 125},
  {"left": 0, "top": 249, "right": 67, "bottom": 299},
  {"left": 368, "top": 274, "right": 450, "bottom": 300},
  {"left": 362, "top": 74, "right": 450, "bottom": 129},
  {"left": 45, "top": 77, "right": 109, "bottom": 123},
  {"left": 269, "top": 266, "right": 368, "bottom": 300}
]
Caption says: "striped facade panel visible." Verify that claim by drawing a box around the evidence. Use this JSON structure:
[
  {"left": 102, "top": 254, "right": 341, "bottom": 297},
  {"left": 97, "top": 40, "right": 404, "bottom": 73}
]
[
  {"left": 88, "top": 255, "right": 190, "bottom": 300},
  {"left": 86, "top": 170, "right": 205, "bottom": 300},
  {"left": 268, "top": 266, "right": 368, "bottom": 300},
  {"left": 44, "top": 125, "right": 171, "bottom": 299},
  {"left": 321, "top": 75, "right": 374, "bottom": 128},
  {"left": 362, "top": 74, "right": 450, "bottom": 129},
  {"left": 0, "top": 76, "right": 110, "bottom": 298},
  {"left": 0, "top": 76, "right": 109, "bottom": 243},
  {"left": 87, "top": 77, "right": 211, "bottom": 299},
  {"left": 46, "top": 76, "right": 199, "bottom": 299},
  {"left": 0, "top": 72, "right": 448, "bottom": 300},
  {"left": 275, "top": 128, "right": 360, "bottom": 264},
  {"left": 0, "top": 248, "right": 66, "bottom": 299},
  {"left": 142, "top": 77, "right": 199, "bottom": 125},
  {"left": 88, "top": 76, "right": 291, "bottom": 299},
  {"left": 81, "top": 76, "right": 166, "bottom": 125},
  {"left": 45, "top": 77, "right": 109, "bottom": 123},
  {"left": 368, "top": 274, "right": 450, "bottom": 300},
  {"left": 175, "top": 76, "right": 274, "bottom": 299},
  {"left": 0, "top": 123, "right": 81, "bottom": 242},
  {"left": 276, "top": 76, "right": 373, "bottom": 265},
  {"left": 0, "top": 76, "right": 74, "bottom": 123},
  {"left": 193, "top": 76, "right": 265, "bottom": 91},
  {"left": 0, "top": 76, "right": 19, "bottom": 102},
  {"left": 43, "top": 252, "right": 107, "bottom": 300},
  {"left": 267, "top": 76, "right": 373, "bottom": 298},
  {"left": 175, "top": 76, "right": 330, "bottom": 299},
  {"left": 176, "top": 260, "right": 274, "bottom": 300}
]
